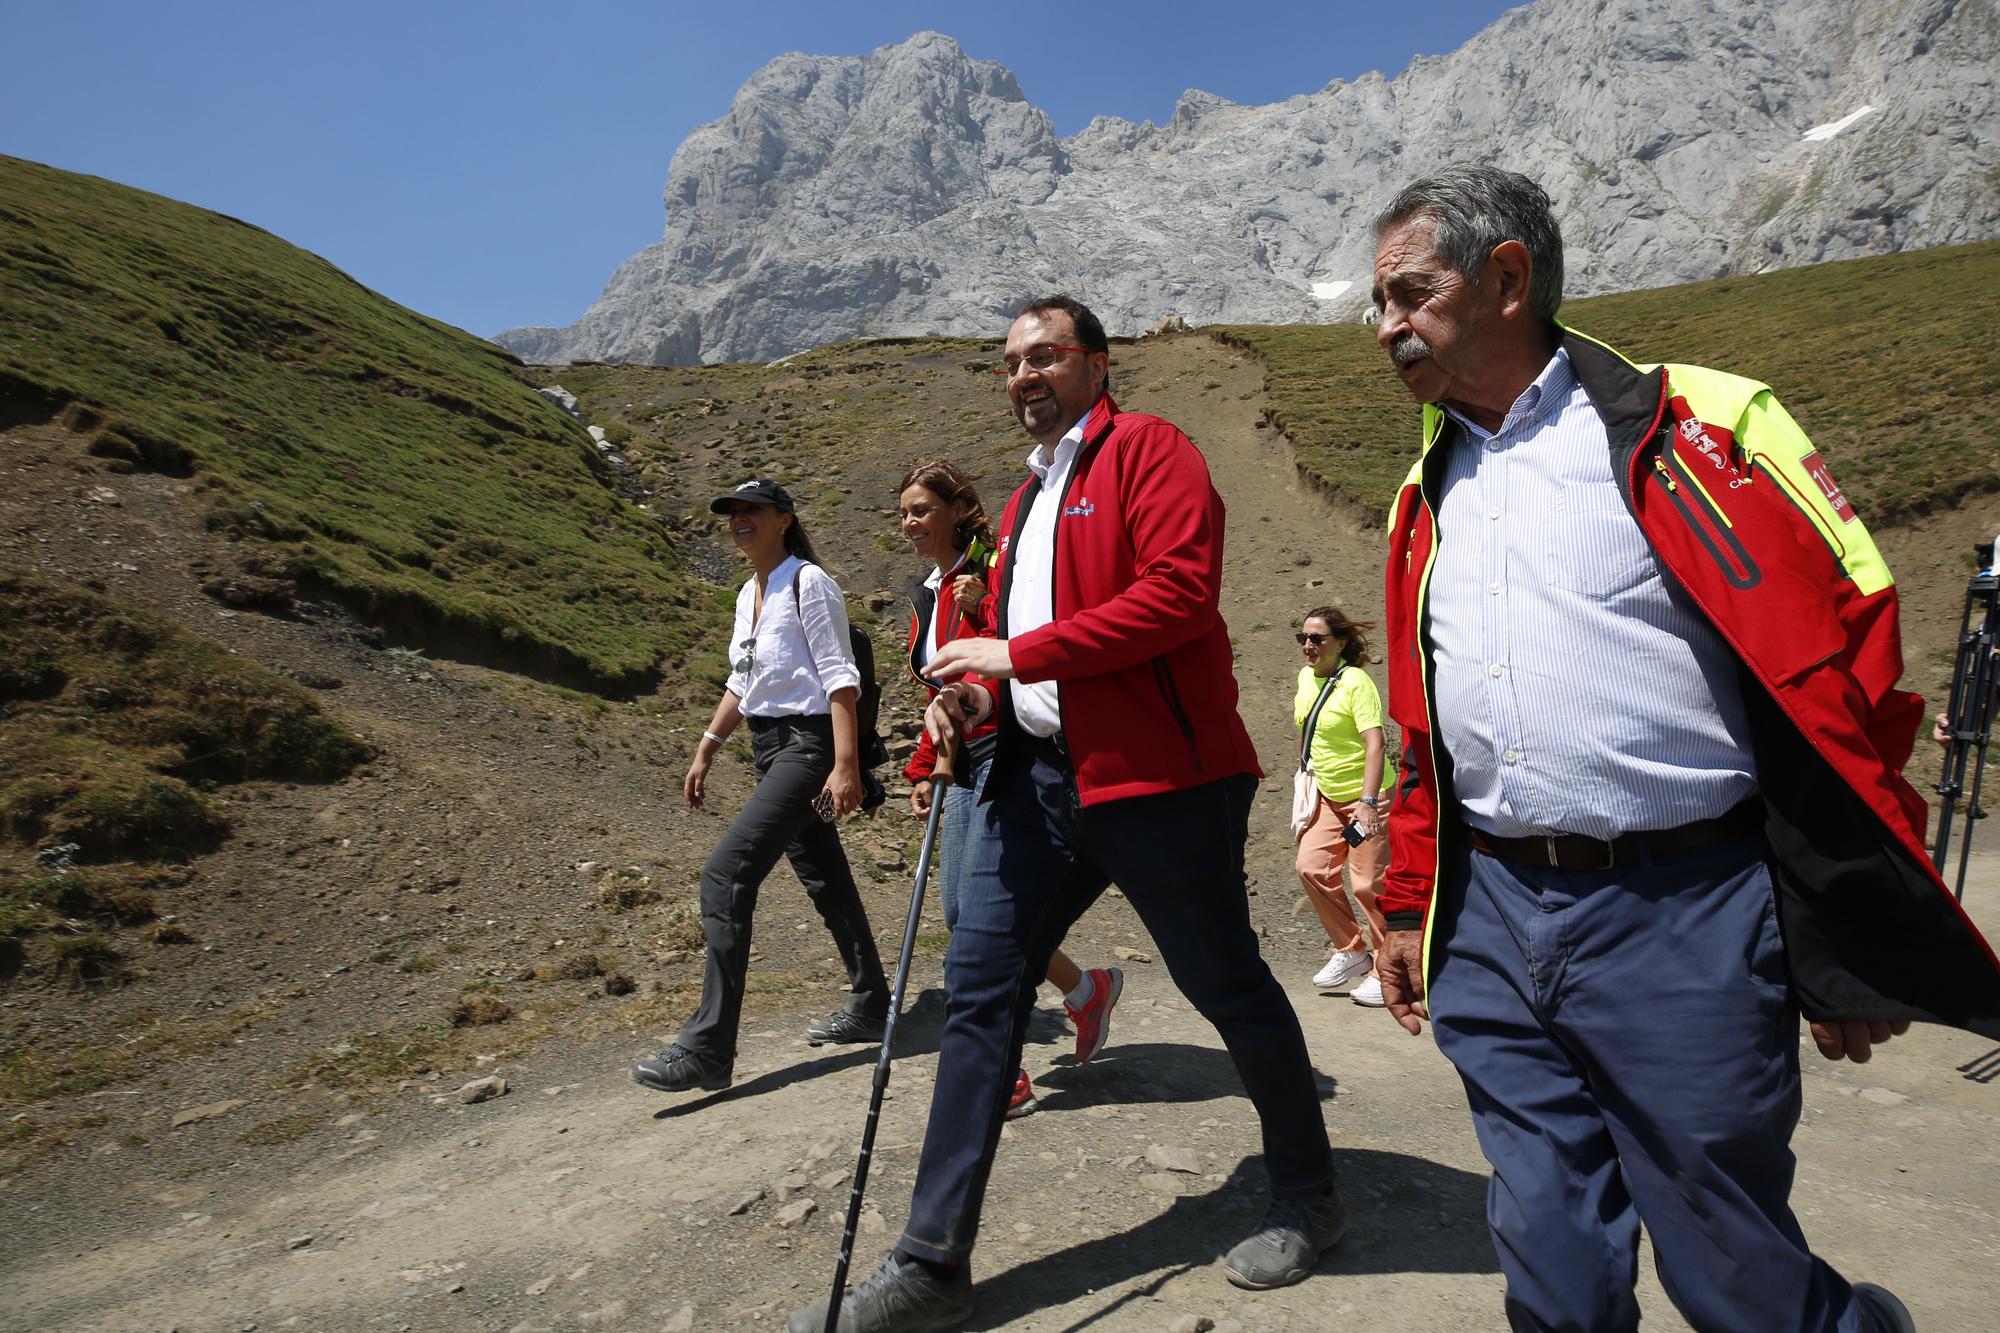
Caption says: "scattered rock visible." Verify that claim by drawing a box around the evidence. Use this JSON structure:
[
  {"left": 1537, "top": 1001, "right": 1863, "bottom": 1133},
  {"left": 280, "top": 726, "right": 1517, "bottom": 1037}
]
[
  {"left": 1147, "top": 314, "right": 1189, "bottom": 337},
  {"left": 603, "top": 973, "right": 637, "bottom": 997},
  {"left": 286, "top": 1234, "right": 314, "bottom": 1250},
  {"left": 775, "top": 1198, "right": 818, "bottom": 1228},
  {"left": 1859, "top": 1087, "right": 1909, "bottom": 1106},
  {"left": 1114, "top": 947, "right": 1154, "bottom": 963},
  {"left": 727, "top": 1188, "right": 765, "bottom": 1216},
  {"left": 447, "top": 997, "right": 514, "bottom": 1027},
  {"left": 1138, "top": 1172, "right": 1190, "bottom": 1196},
  {"left": 537, "top": 385, "right": 584, "bottom": 418},
  {"left": 576, "top": 1301, "right": 627, "bottom": 1327},
  {"left": 861, "top": 1207, "right": 886, "bottom": 1235},
  {"left": 1168, "top": 1316, "right": 1215, "bottom": 1333},
  {"left": 775, "top": 1172, "right": 811, "bottom": 1200},
  {"left": 1145, "top": 1144, "right": 1202, "bottom": 1174},
  {"left": 813, "top": 1168, "right": 850, "bottom": 1193},
  {"left": 457, "top": 1076, "right": 508, "bottom": 1104},
  {"left": 524, "top": 1275, "right": 555, "bottom": 1297},
  {"left": 662, "top": 1304, "right": 696, "bottom": 1332},
  {"left": 171, "top": 1099, "right": 247, "bottom": 1129}
]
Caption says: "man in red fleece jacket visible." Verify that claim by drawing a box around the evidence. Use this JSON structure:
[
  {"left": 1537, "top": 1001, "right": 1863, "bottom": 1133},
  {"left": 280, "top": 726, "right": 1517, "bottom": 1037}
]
[{"left": 788, "top": 296, "right": 1341, "bottom": 1333}]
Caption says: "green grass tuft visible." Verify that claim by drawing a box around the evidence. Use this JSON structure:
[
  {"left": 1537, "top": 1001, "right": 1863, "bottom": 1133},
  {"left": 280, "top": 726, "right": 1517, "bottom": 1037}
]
[{"left": 0, "top": 570, "right": 367, "bottom": 863}]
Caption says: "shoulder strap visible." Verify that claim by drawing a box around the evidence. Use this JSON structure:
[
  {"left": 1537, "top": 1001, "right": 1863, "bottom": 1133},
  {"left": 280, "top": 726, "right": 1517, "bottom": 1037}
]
[
  {"left": 789, "top": 566, "right": 830, "bottom": 674},
  {"left": 1298, "top": 665, "right": 1344, "bottom": 770}
]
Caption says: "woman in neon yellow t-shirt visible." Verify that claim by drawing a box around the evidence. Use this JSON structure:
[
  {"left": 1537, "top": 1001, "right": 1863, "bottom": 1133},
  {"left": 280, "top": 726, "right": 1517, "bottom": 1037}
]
[{"left": 1291, "top": 606, "right": 1389, "bottom": 1006}]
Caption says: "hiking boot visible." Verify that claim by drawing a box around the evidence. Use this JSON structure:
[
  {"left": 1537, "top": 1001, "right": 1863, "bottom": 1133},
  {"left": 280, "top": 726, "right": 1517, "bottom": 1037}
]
[
  {"left": 630, "top": 1042, "right": 732, "bottom": 1093},
  {"left": 1224, "top": 1181, "right": 1348, "bottom": 1290},
  {"left": 806, "top": 1008, "right": 886, "bottom": 1046},
  {"left": 1065, "top": 965, "right": 1123, "bottom": 1064},
  {"left": 786, "top": 1250, "right": 973, "bottom": 1333},
  {"left": 1004, "top": 1068, "right": 1038, "bottom": 1120},
  {"left": 1852, "top": 1283, "right": 1916, "bottom": 1333}
]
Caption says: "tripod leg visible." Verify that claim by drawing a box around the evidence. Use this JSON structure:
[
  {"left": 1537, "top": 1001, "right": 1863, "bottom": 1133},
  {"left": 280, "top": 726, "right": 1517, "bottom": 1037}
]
[{"left": 1949, "top": 631, "right": 1996, "bottom": 901}]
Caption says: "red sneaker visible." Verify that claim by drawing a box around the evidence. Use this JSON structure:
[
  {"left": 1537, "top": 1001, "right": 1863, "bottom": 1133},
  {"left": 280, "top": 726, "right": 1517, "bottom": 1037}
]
[
  {"left": 1005, "top": 1068, "right": 1038, "bottom": 1120},
  {"left": 1065, "top": 965, "right": 1124, "bottom": 1064}
]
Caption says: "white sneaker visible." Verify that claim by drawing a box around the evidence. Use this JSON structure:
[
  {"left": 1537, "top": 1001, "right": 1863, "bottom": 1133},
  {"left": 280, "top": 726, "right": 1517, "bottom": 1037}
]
[
  {"left": 1312, "top": 950, "right": 1372, "bottom": 992},
  {"left": 1350, "top": 974, "right": 1386, "bottom": 1008}
]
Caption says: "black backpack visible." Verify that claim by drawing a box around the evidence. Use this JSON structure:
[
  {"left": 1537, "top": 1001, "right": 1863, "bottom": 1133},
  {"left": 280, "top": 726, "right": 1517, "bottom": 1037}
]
[
  {"left": 793, "top": 580, "right": 889, "bottom": 808},
  {"left": 847, "top": 622, "right": 889, "bottom": 771}
]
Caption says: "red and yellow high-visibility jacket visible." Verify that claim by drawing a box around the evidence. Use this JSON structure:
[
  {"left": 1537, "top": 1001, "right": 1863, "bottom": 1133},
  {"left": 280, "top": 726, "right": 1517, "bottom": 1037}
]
[{"left": 1381, "top": 328, "right": 2000, "bottom": 1037}]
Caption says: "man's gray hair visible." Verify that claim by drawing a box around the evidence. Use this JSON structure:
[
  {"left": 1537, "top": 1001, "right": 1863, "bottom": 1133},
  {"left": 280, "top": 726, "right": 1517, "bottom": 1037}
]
[{"left": 1373, "top": 166, "right": 1565, "bottom": 321}]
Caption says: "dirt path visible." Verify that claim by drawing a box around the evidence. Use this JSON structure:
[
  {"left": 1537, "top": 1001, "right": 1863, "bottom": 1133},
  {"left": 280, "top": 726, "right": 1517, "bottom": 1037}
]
[{"left": 7, "top": 340, "right": 2000, "bottom": 1330}]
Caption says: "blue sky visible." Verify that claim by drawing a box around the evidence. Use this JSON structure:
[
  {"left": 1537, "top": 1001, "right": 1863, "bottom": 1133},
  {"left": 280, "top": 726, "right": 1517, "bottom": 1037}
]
[{"left": 5, "top": 1, "right": 1517, "bottom": 338}]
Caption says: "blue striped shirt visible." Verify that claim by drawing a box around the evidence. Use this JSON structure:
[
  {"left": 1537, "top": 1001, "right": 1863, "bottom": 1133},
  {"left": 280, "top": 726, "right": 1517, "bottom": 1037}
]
[{"left": 1429, "top": 347, "right": 1758, "bottom": 840}]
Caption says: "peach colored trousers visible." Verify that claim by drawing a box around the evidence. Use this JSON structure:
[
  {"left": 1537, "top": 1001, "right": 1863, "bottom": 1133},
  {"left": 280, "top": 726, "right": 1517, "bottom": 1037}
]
[{"left": 1295, "top": 791, "right": 1388, "bottom": 956}]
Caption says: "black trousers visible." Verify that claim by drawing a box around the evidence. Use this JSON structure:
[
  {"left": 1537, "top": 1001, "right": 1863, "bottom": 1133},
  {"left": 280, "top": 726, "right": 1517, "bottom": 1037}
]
[{"left": 678, "top": 714, "right": 889, "bottom": 1059}]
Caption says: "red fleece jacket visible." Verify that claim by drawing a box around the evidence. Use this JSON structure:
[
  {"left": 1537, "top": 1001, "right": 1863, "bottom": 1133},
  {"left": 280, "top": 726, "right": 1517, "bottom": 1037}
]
[{"left": 980, "top": 395, "right": 1262, "bottom": 806}]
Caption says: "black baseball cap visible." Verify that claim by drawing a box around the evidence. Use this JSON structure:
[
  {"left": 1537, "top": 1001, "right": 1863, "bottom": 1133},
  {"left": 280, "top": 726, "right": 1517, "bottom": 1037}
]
[{"left": 709, "top": 479, "right": 795, "bottom": 514}]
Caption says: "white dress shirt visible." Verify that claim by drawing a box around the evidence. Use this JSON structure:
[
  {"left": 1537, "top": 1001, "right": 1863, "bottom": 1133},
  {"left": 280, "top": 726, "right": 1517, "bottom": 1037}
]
[
  {"left": 725, "top": 556, "right": 860, "bottom": 717},
  {"left": 1006, "top": 419, "right": 1086, "bottom": 738},
  {"left": 1429, "top": 347, "right": 1758, "bottom": 839}
]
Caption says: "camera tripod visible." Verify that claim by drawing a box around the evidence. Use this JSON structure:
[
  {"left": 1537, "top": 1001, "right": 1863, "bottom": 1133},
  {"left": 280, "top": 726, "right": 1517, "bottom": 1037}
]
[{"left": 1933, "top": 541, "right": 1999, "bottom": 902}]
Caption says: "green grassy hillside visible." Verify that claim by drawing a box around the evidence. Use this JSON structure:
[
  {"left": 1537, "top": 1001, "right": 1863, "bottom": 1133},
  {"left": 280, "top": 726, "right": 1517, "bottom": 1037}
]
[
  {"left": 1220, "top": 239, "right": 2000, "bottom": 522},
  {"left": 0, "top": 155, "right": 726, "bottom": 689}
]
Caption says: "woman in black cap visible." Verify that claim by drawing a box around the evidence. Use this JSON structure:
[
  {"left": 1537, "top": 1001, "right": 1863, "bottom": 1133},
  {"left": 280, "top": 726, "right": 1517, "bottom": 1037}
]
[{"left": 632, "top": 479, "right": 890, "bottom": 1094}]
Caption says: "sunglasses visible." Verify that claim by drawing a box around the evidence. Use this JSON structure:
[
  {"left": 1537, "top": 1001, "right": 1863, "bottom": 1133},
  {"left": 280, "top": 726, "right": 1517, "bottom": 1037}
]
[
  {"left": 733, "top": 635, "right": 756, "bottom": 675},
  {"left": 1296, "top": 632, "right": 1331, "bottom": 646}
]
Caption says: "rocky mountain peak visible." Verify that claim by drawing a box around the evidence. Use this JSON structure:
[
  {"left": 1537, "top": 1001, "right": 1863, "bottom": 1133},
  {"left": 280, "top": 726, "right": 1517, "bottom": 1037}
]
[{"left": 498, "top": 0, "right": 1998, "bottom": 366}]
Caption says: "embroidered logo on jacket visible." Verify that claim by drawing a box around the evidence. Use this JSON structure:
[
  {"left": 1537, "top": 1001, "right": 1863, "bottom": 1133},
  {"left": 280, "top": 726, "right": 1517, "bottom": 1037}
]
[
  {"left": 1669, "top": 400, "right": 1743, "bottom": 480},
  {"left": 1063, "top": 498, "right": 1096, "bottom": 518}
]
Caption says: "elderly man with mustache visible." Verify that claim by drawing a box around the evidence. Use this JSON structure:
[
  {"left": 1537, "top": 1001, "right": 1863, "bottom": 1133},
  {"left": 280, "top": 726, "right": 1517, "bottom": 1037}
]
[{"left": 1368, "top": 164, "right": 2000, "bottom": 1332}]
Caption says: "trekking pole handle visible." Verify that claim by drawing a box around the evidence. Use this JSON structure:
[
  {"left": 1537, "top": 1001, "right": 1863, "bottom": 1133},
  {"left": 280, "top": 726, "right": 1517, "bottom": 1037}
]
[{"left": 931, "top": 707, "right": 962, "bottom": 790}]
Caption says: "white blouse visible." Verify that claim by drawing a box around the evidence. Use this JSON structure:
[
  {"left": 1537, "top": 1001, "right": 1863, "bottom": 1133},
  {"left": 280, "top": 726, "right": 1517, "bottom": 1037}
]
[{"left": 726, "top": 556, "right": 861, "bottom": 717}]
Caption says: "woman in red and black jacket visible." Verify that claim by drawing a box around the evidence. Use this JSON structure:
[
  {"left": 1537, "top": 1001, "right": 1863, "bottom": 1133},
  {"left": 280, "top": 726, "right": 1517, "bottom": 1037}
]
[{"left": 897, "top": 461, "right": 1121, "bottom": 1120}]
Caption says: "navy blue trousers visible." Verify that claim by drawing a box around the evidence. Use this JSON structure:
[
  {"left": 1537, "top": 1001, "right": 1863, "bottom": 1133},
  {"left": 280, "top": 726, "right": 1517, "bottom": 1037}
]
[
  {"left": 1431, "top": 837, "right": 1883, "bottom": 1333},
  {"left": 899, "top": 748, "right": 1333, "bottom": 1263}
]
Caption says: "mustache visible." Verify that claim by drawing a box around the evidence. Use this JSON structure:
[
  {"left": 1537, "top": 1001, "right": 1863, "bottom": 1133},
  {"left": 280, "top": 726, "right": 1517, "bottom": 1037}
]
[{"left": 1390, "top": 333, "right": 1433, "bottom": 369}]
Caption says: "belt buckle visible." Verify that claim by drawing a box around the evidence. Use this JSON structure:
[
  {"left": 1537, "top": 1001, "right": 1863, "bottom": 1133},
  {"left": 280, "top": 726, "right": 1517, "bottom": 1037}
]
[{"left": 1547, "top": 833, "right": 1616, "bottom": 870}]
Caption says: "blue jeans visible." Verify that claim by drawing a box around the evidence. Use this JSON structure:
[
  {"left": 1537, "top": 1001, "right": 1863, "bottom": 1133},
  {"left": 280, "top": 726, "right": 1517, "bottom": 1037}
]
[
  {"left": 934, "top": 756, "right": 992, "bottom": 934},
  {"left": 1431, "top": 837, "right": 1881, "bottom": 1333},
  {"left": 899, "top": 744, "right": 1333, "bottom": 1263}
]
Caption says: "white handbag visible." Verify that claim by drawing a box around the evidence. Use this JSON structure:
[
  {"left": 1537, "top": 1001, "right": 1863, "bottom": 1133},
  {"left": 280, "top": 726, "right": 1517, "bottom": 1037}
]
[{"left": 1290, "top": 667, "right": 1343, "bottom": 842}]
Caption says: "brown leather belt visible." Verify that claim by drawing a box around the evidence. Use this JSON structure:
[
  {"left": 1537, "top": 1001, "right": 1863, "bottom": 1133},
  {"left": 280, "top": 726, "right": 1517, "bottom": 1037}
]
[{"left": 1469, "top": 799, "right": 1764, "bottom": 872}]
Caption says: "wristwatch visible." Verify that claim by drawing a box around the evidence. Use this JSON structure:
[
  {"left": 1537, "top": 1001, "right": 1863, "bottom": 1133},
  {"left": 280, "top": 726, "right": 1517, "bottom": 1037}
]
[{"left": 1359, "top": 795, "right": 1379, "bottom": 808}]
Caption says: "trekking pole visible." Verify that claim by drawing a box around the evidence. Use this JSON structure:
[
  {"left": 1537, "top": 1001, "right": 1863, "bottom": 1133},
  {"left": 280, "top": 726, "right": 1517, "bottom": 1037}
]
[{"left": 822, "top": 722, "right": 959, "bottom": 1332}]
